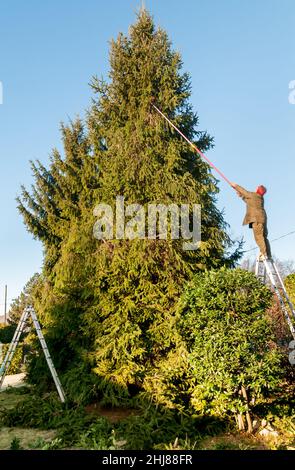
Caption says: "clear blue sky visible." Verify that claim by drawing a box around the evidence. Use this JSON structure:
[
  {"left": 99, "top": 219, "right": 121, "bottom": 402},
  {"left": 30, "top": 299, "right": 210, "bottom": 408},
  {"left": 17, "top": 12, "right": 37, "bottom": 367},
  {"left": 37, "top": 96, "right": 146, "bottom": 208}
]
[{"left": 0, "top": 0, "right": 295, "bottom": 310}]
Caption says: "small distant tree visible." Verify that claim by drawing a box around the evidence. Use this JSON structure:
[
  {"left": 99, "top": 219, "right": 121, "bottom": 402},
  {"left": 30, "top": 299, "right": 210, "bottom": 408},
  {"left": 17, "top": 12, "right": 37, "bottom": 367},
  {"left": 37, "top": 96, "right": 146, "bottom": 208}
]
[
  {"left": 239, "top": 257, "right": 256, "bottom": 273},
  {"left": 240, "top": 256, "right": 295, "bottom": 279},
  {"left": 177, "top": 268, "right": 282, "bottom": 432},
  {"left": 8, "top": 273, "right": 40, "bottom": 325}
]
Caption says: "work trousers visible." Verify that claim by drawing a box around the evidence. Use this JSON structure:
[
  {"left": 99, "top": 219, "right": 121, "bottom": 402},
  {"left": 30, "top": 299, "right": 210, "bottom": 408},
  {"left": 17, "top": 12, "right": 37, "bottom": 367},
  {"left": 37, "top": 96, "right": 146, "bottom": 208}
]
[{"left": 251, "top": 222, "right": 272, "bottom": 258}]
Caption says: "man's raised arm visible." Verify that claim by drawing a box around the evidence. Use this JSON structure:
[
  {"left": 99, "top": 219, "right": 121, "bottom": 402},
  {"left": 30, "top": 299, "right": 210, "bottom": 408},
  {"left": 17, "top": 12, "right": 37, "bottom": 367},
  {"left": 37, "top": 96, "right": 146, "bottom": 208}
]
[{"left": 231, "top": 183, "right": 251, "bottom": 199}]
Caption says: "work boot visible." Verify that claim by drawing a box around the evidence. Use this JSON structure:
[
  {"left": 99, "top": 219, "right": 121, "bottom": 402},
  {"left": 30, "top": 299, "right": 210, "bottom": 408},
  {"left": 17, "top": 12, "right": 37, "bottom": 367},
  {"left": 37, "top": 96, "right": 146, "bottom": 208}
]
[{"left": 259, "top": 253, "right": 268, "bottom": 261}]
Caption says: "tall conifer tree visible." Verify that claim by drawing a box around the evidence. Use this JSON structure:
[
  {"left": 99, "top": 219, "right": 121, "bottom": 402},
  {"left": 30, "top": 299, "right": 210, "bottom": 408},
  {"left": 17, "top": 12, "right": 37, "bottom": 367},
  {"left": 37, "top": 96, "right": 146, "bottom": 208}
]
[{"left": 18, "top": 9, "right": 240, "bottom": 401}]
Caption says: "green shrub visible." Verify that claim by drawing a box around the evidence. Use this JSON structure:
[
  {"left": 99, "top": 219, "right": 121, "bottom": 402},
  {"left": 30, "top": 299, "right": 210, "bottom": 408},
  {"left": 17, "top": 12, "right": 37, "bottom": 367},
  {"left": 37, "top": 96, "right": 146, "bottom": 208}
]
[
  {"left": 179, "top": 268, "right": 282, "bottom": 428},
  {"left": 144, "top": 268, "right": 283, "bottom": 431},
  {"left": 1, "top": 393, "right": 63, "bottom": 429},
  {"left": 0, "top": 343, "right": 24, "bottom": 375},
  {"left": 113, "top": 402, "right": 226, "bottom": 450},
  {"left": 0, "top": 324, "right": 16, "bottom": 344},
  {"left": 10, "top": 437, "right": 23, "bottom": 450},
  {"left": 77, "top": 419, "right": 113, "bottom": 449},
  {"left": 28, "top": 437, "right": 63, "bottom": 450}
]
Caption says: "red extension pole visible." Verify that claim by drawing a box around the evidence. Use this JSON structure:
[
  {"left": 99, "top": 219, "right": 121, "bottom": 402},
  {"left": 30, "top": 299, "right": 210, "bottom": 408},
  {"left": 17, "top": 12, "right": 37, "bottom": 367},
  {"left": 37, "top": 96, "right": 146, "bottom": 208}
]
[{"left": 152, "top": 104, "right": 232, "bottom": 187}]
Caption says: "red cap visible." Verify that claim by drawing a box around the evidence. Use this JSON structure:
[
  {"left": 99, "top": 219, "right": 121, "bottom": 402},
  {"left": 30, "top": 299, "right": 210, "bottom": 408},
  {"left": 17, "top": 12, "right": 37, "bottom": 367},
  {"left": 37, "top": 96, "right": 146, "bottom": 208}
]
[{"left": 256, "top": 185, "right": 267, "bottom": 196}]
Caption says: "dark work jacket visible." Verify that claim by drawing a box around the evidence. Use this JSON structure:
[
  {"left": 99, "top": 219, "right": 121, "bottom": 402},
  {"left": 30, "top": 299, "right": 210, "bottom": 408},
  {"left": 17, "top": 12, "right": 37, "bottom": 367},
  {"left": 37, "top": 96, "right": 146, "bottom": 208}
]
[{"left": 235, "top": 184, "right": 267, "bottom": 225}]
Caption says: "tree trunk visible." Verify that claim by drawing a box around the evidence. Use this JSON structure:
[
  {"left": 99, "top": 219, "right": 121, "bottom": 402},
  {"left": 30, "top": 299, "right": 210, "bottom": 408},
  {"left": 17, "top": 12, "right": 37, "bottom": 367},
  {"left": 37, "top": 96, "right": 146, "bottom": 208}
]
[
  {"left": 237, "top": 413, "right": 245, "bottom": 431},
  {"left": 241, "top": 385, "right": 253, "bottom": 433}
]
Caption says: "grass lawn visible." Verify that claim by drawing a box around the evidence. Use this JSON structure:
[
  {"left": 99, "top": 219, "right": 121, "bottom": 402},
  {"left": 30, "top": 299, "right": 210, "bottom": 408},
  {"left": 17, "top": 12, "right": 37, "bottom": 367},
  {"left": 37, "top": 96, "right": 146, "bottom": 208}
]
[{"left": 0, "top": 388, "right": 57, "bottom": 450}]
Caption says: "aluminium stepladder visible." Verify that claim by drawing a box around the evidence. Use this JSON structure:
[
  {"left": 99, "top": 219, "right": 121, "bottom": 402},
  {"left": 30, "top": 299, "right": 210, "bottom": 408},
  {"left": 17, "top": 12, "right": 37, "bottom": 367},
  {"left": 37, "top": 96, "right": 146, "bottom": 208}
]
[
  {"left": 0, "top": 306, "right": 66, "bottom": 402},
  {"left": 255, "top": 256, "right": 295, "bottom": 340}
]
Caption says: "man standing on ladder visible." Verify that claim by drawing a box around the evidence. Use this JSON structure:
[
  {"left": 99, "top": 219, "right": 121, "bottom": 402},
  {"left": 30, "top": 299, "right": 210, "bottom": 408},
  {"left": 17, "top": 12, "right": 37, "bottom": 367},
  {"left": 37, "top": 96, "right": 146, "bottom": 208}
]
[
  {"left": 231, "top": 183, "right": 272, "bottom": 260},
  {"left": 151, "top": 103, "right": 273, "bottom": 260}
]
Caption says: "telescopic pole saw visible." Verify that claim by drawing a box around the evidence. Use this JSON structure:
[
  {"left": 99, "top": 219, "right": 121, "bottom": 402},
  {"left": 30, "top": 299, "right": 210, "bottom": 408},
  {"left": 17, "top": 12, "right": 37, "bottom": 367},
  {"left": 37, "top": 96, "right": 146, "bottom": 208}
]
[{"left": 152, "top": 103, "right": 232, "bottom": 188}]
